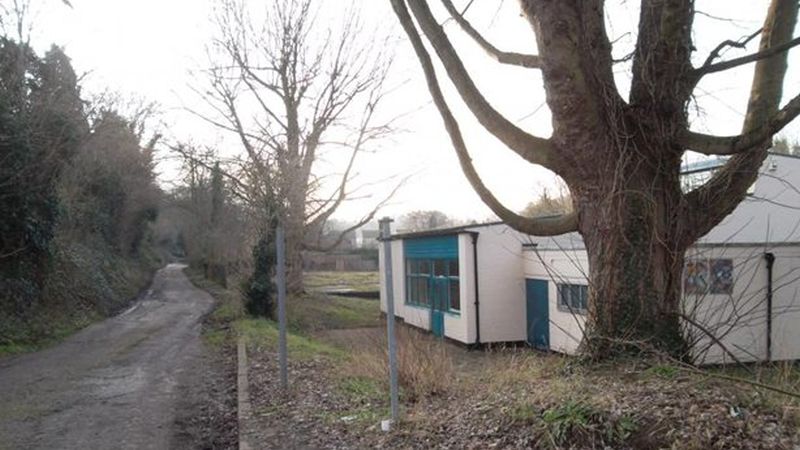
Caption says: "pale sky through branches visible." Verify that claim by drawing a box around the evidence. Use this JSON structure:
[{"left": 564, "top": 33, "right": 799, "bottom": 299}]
[{"left": 25, "top": 0, "right": 800, "bottom": 224}]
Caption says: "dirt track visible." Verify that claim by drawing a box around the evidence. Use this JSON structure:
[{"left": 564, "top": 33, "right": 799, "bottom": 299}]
[{"left": 0, "top": 263, "right": 217, "bottom": 450}]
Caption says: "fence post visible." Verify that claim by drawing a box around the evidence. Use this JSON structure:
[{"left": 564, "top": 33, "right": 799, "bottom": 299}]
[
  {"left": 276, "top": 224, "right": 288, "bottom": 389},
  {"left": 379, "top": 217, "right": 399, "bottom": 423}
]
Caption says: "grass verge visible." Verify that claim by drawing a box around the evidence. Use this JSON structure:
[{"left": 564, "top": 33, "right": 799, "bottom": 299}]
[
  {"left": 236, "top": 318, "right": 344, "bottom": 360},
  {"left": 286, "top": 292, "right": 381, "bottom": 332},
  {"left": 184, "top": 269, "right": 364, "bottom": 360},
  {"left": 304, "top": 271, "right": 379, "bottom": 292},
  {"left": 183, "top": 268, "right": 243, "bottom": 349}
]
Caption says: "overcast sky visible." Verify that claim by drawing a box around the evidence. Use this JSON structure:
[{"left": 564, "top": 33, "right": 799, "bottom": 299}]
[{"left": 25, "top": 0, "right": 800, "bottom": 224}]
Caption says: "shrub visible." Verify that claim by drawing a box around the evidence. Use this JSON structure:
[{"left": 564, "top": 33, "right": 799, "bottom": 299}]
[
  {"left": 245, "top": 234, "right": 275, "bottom": 319},
  {"left": 345, "top": 326, "right": 455, "bottom": 402}
]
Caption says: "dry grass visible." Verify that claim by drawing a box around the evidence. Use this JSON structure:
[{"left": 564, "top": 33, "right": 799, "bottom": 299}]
[
  {"left": 343, "top": 326, "right": 454, "bottom": 402},
  {"left": 304, "top": 271, "right": 379, "bottom": 293},
  {"left": 480, "top": 349, "right": 565, "bottom": 387},
  {"left": 711, "top": 360, "right": 800, "bottom": 427}
]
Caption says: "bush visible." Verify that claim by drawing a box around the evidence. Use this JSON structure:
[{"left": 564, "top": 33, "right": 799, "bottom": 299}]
[
  {"left": 345, "top": 326, "right": 455, "bottom": 402},
  {"left": 0, "top": 40, "right": 85, "bottom": 277},
  {"left": 58, "top": 109, "right": 160, "bottom": 255},
  {"left": 245, "top": 234, "right": 275, "bottom": 319}
]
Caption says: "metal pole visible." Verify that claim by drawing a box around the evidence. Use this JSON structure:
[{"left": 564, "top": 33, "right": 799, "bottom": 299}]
[
  {"left": 379, "top": 218, "right": 399, "bottom": 423},
  {"left": 276, "top": 224, "right": 288, "bottom": 389}
]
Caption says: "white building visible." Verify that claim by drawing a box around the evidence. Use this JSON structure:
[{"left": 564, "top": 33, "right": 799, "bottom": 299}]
[
  {"left": 379, "top": 153, "right": 800, "bottom": 364},
  {"left": 355, "top": 228, "right": 381, "bottom": 249}
]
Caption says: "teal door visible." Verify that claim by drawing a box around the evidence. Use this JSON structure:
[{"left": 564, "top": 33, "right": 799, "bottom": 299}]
[
  {"left": 526, "top": 279, "right": 549, "bottom": 350},
  {"left": 430, "top": 277, "right": 447, "bottom": 338}
]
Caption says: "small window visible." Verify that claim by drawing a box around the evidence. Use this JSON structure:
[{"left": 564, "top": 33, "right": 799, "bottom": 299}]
[
  {"left": 557, "top": 283, "right": 588, "bottom": 314},
  {"left": 417, "top": 278, "right": 429, "bottom": 305},
  {"left": 434, "top": 260, "right": 447, "bottom": 276},
  {"left": 449, "top": 279, "right": 460, "bottom": 311},
  {"left": 448, "top": 259, "right": 459, "bottom": 277},
  {"left": 419, "top": 260, "right": 430, "bottom": 275}
]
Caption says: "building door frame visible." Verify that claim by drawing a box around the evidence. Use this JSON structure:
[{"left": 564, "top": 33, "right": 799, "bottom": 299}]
[
  {"left": 430, "top": 276, "right": 447, "bottom": 337},
  {"left": 526, "top": 278, "right": 550, "bottom": 350}
]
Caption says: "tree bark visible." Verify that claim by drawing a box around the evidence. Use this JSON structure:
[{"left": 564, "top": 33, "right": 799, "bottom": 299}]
[
  {"left": 284, "top": 224, "right": 305, "bottom": 294},
  {"left": 575, "top": 154, "right": 688, "bottom": 357},
  {"left": 283, "top": 168, "right": 307, "bottom": 295}
]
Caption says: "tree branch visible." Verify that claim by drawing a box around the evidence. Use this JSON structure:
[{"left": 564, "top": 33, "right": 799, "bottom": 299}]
[
  {"left": 304, "top": 177, "right": 406, "bottom": 252},
  {"left": 700, "top": 28, "right": 762, "bottom": 69},
  {"left": 681, "top": 0, "right": 799, "bottom": 246},
  {"left": 440, "top": 0, "right": 542, "bottom": 69},
  {"left": 694, "top": 35, "right": 800, "bottom": 77},
  {"left": 630, "top": 0, "right": 696, "bottom": 106},
  {"left": 403, "top": 0, "right": 555, "bottom": 169},
  {"left": 678, "top": 92, "right": 800, "bottom": 155},
  {"left": 390, "top": 0, "right": 576, "bottom": 236},
  {"left": 169, "top": 145, "right": 257, "bottom": 206}
]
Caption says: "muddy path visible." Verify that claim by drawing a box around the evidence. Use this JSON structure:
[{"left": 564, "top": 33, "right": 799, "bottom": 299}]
[{"left": 0, "top": 263, "right": 220, "bottom": 450}]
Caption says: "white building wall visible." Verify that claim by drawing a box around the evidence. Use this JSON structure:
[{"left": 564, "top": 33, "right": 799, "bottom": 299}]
[
  {"left": 402, "top": 304, "right": 432, "bottom": 331},
  {"left": 685, "top": 245, "right": 800, "bottom": 364},
  {"left": 770, "top": 246, "right": 800, "bottom": 361},
  {"left": 684, "top": 246, "right": 769, "bottom": 364},
  {"left": 523, "top": 248, "right": 589, "bottom": 355},
  {"left": 473, "top": 225, "right": 528, "bottom": 343},
  {"left": 523, "top": 243, "right": 800, "bottom": 364},
  {"left": 700, "top": 155, "right": 800, "bottom": 244}
]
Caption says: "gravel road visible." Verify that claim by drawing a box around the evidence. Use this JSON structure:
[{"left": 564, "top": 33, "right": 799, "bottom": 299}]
[{"left": 0, "top": 263, "right": 217, "bottom": 450}]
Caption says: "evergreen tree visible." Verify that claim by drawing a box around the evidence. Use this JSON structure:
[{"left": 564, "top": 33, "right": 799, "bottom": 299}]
[
  {"left": 245, "top": 229, "right": 276, "bottom": 319},
  {"left": 0, "top": 39, "right": 85, "bottom": 275}
]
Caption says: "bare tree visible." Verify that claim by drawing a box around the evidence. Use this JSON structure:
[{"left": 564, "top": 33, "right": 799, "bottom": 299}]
[
  {"left": 197, "top": 0, "right": 397, "bottom": 294},
  {"left": 390, "top": 0, "right": 800, "bottom": 358},
  {"left": 522, "top": 182, "right": 573, "bottom": 218},
  {"left": 400, "top": 210, "right": 454, "bottom": 231},
  {"left": 0, "top": 0, "right": 72, "bottom": 45},
  {"left": 772, "top": 136, "right": 800, "bottom": 156}
]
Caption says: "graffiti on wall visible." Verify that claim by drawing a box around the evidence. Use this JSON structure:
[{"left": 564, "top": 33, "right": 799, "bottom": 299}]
[{"left": 684, "top": 258, "right": 734, "bottom": 295}]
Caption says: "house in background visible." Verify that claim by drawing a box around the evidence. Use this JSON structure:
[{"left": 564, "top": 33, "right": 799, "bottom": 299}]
[
  {"left": 302, "top": 225, "right": 380, "bottom": 272},
  {"left": 379, "top": 153, "right": 800, "bottom": 364},
  {"left": 355, "top": 227, "right": 381, "bottom": 249}
]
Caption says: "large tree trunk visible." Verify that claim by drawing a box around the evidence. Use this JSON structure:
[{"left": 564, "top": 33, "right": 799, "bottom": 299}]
[
  {"left": 525, "top": 0, "right": 694, "bottom": 358},
  {"left": 284, "top": 194, "right": 306, "bottom": 295},
  {"left": 573, "top": 149, "right": 689, "bottom": 358},
  {"left": 285, "top": 227, "right": 305, "bottom": 295}
]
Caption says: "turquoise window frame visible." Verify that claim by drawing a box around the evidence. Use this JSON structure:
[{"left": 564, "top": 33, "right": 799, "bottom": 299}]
[{"left": 405, "top": 256, "right": 461, "bottom": 315}]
